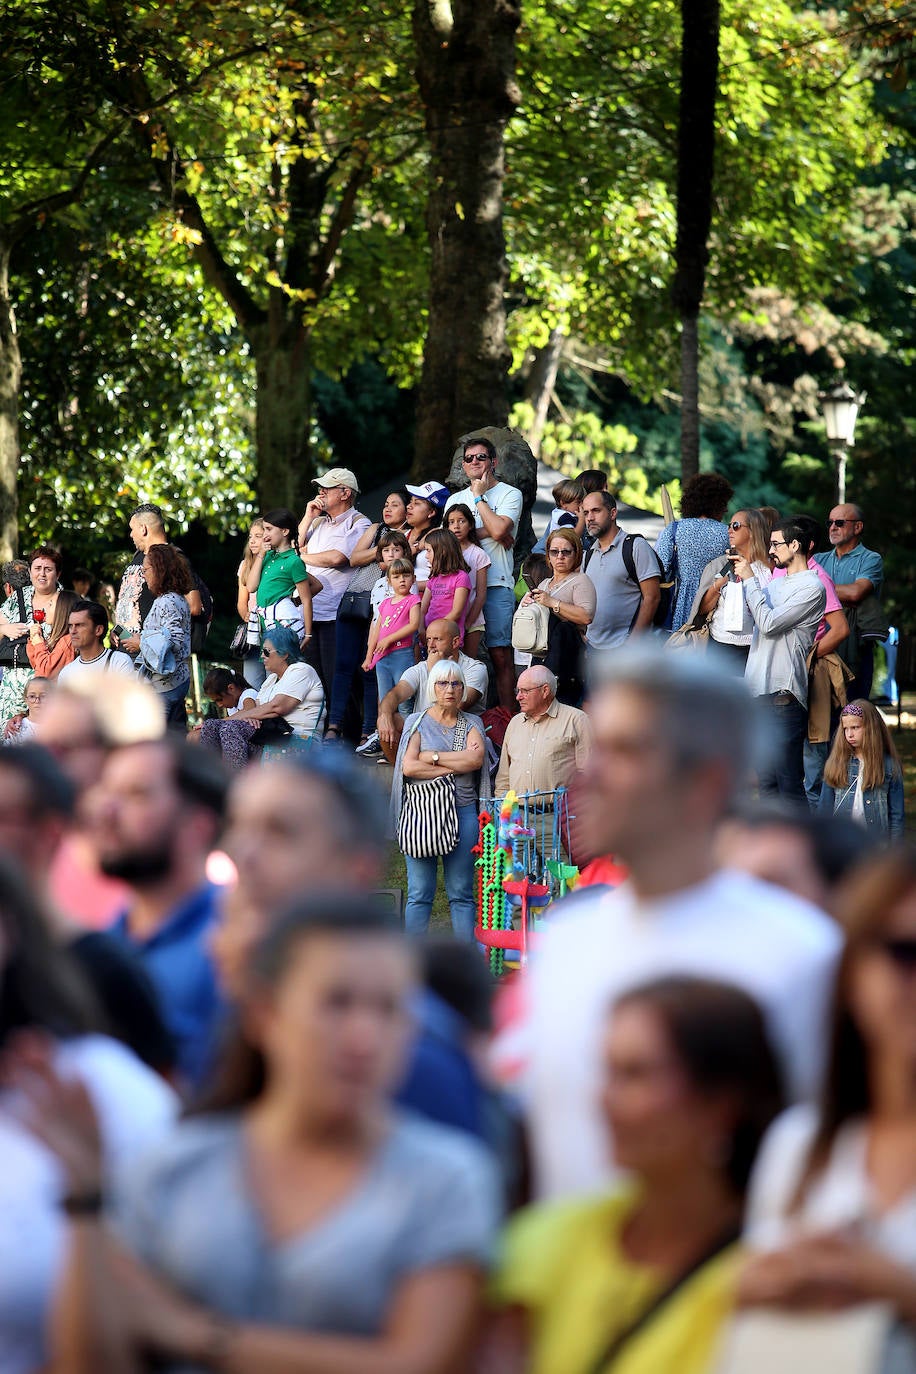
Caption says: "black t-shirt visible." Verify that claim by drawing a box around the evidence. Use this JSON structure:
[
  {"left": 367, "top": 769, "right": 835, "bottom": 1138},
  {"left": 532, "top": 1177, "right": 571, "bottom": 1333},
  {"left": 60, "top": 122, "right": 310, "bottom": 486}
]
[{"left": 68, "top": 932, "right": 176, "bottom": 1074}]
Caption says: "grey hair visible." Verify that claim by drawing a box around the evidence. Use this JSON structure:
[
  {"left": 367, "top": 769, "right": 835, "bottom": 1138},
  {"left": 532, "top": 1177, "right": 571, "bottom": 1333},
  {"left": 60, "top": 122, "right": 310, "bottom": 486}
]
[
  {"left": 1, "top": 559, "right": 30, "bottom": 590},
  {"left": 588, "top": 642, "right": 764, "bottom": 803},
  {"left": 425, "top": 656, "right": 467, "bottom": 706}
]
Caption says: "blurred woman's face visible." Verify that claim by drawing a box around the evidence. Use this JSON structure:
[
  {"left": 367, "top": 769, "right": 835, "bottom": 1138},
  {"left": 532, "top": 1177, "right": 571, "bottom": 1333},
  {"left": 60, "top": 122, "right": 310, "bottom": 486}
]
[
  {"left": 602, "top": 1003, "right": 728, "bottom": 1184},
  {"left": 383, "top": 494, "right": 407, "bottom": 526},
  {"left": 141, "top": 555, "right": 157, "bottom": 594},
  {"left": 847, "top": 887, "right": 916, "bottom": 1060},
  {"left": 248, "top": 524, "right": 266, "bottom": 554},
  {"left": 249, "top": 934, "right": 415, "bottom": 1126}
]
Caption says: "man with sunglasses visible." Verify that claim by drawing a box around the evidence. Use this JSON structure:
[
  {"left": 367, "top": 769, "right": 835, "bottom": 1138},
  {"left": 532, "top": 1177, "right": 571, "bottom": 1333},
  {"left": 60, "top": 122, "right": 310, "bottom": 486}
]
[
  {"left": 814, "top": 503, "right": 885, "bottom": 701},
  {"left": 733, "top": 518, "right": 826, "bottom": 801},
  {"left": 443, "top": 437, "right": 523, "bottom": 712}
]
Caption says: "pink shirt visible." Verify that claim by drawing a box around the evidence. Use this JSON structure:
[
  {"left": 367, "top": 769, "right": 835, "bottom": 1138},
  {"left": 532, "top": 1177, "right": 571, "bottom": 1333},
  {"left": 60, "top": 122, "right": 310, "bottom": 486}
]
[
  {"left": 772, "top": 558, "right": 841, "bottom": 641},
  {"left": 370, "top": 593, "right": 421, "bottom": 667},
  {"left": 425, "top": 570, "right": 473, "bottom": 638}
]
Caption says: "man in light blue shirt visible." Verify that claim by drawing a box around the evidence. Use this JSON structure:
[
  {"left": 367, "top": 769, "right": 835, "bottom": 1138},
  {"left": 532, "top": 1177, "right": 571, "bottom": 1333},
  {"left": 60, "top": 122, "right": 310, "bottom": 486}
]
[
  {"left": 735, "top": 518, "right": 825, "bottom": 802},
  {"left": 582, "top": 491, "right": 661, "bottom": 649},
  {"left": 814, "top": 502, "right": 884, "bottom": 701}
]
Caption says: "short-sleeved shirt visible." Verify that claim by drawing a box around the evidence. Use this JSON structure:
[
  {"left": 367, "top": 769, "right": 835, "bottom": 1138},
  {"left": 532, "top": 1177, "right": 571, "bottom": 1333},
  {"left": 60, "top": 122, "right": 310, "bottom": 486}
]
[
  {"left": 111, "top": 883, "right": 226, "bottom": 1088},
  {"left": 260, "top": 661, "right": 325, "bottom": 736},
  {"left": 304, "top": 508, "right": 372, "bottom": 620},
  {"left": 534, "top": 572, "right": 597, "bottom": 620},
  {"left": 444, "top": 483, "right": 523, "bottom": 590},
  {"left": 426, "top": 570, "right": 473, "bottom": 636},
  {"left": 256, "top": 548, "right": 309, "bottom": 611},
  {"left": 113, "top": 1112, "right": 499, "bottom": 1342},
  {"left": 397, "top": 653, "right": 488, "bottom": 714},
  {"left": 585, "top": 531, "right": 660, "bottom": 649},
  {"left": 814, "top": 542, "right": 884, "bottom": 600},
  {"left": 57, "top": 649, "right": 136, "bottom": 685}
]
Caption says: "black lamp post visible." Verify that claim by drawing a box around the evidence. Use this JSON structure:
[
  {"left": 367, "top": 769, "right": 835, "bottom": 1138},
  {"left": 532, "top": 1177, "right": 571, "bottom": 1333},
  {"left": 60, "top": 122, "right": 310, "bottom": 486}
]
[{"left": 818, "top": 380, "right": 865, "bottom": 505}]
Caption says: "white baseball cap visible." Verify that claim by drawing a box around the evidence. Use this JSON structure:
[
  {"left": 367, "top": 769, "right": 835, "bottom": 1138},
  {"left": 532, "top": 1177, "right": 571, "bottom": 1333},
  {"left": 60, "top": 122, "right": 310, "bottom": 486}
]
[
  {"left": 313, "top": 467, "right": 360, "bottom": 492},
  {"left": 405, "top": 482, "right": 450, "bottom": 509}
]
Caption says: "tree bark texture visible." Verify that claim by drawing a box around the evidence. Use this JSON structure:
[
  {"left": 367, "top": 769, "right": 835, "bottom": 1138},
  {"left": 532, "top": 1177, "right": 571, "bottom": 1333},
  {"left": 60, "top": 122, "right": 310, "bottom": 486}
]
[
  {"left": 250, "top": 324, "right": 313, "bottom": 513},
  {"left": 671, "top": 0, "right": 720, "bottom": 484},
  {"left": 523, "top": 327, "right": 564, "bottom": 457},
  {"left": 412, "top": 0, "right": 521, "bottom": 481},
  {"left": 0, "top": 245, "right": 21, "bottom": 561}
]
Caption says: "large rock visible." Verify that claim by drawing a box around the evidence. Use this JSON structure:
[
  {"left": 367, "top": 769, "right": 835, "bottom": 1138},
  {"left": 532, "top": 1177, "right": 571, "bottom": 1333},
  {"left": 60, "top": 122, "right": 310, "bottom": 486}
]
[{"left": 445, "top": 426, "right": 537, "bottom": 566}]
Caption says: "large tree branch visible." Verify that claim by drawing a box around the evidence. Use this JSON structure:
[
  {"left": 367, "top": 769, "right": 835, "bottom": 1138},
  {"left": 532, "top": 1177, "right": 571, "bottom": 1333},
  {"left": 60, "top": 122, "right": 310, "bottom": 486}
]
[
  {"left": 5, "top": 125, "right": 124, "bottom": 246},
  {"left": 312, "top": 154, "right": 372, "bottom": 295}
]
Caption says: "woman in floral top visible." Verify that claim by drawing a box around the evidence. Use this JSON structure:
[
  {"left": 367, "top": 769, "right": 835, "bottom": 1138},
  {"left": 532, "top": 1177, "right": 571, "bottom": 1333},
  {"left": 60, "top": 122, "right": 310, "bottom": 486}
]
[
  {"left": 0, "top": 546, "right": 63, "bottom": 723},
  {"left": 138, "top": 544, "right": 192, "bottom": 726}
]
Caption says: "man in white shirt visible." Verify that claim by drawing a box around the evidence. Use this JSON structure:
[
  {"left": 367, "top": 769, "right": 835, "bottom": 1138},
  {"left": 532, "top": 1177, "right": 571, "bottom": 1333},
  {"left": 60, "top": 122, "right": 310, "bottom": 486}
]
[
  {"left": 526, "top": 643, "right": 841, "bottom": 1200},
  {"left": 298, "top": 468, "right": 371, "bottom": 696},
  {"left": 443, "top": 437, "right": 523, "bottom": 711},
  {"left": 57, "top": 600, "right": 136, "bottom": 684}
]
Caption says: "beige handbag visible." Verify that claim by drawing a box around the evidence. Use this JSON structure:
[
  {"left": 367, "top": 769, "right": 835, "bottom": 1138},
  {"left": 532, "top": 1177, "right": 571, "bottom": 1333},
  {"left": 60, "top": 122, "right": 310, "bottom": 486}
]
[{"left": 715, "top": 1305, "right": 892, "bottom": 1374}]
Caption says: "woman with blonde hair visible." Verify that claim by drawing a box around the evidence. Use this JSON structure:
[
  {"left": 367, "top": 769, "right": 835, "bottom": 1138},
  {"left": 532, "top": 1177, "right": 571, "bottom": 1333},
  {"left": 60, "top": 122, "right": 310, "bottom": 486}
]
[
  {"left": 236, "top": 518, "right": 267, "bottom": 689},
  {"left": 26, "top": 587, "right": 80, "bottom": 680},
  {"left": 690, "top": 510, "right": 772, "bottom": 671}
]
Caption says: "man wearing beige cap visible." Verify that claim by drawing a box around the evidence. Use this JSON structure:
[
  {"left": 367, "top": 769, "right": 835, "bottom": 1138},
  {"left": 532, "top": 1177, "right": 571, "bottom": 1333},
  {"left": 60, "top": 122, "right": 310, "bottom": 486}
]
[{"left": 298, "top": 468, "right": 371, "bottom": 697}]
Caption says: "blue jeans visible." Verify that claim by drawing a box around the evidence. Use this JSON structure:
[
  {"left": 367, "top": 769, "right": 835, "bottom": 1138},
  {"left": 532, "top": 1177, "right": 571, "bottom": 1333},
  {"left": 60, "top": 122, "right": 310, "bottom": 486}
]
[
  {"left": 375, "top": 646, "right": 415, "bottom": 700},
  {"left": 758, "top": 694, "right": 808, "bottom": 803},
  {"left": 803, "top": 739, "right": 829, "bottom": 810},
  {"left": 404, "top": 803, "right": 478, "bottom": 941},
  {"left": 329, "top": 616, "right": 375, "bottom": 732},
  {"left": 243, "top": 652, "right": 267, "bottom": 691},
  {"left": 159, "top": 676, "right": 190, "bottom": 729}
]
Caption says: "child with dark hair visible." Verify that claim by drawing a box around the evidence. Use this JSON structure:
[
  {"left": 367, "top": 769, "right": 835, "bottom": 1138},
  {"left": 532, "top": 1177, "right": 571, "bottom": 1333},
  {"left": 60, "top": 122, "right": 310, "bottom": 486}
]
[{"left": 420, "top": 529, "right": 473, "bottom": 643}]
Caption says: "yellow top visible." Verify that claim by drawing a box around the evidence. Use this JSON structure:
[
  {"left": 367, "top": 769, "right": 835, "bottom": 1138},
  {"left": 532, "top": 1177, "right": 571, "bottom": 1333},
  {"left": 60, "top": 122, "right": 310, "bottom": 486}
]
[{"left": 491, "top": 1189, "right": 740, "bottom": 1374}]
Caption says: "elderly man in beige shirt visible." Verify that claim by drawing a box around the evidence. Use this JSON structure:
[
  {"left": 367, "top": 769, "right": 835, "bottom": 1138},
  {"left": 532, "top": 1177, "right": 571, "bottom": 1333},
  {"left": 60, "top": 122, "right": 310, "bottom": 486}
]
[{"left": 495, "top": 666, "right": 592, "bottom": 798}]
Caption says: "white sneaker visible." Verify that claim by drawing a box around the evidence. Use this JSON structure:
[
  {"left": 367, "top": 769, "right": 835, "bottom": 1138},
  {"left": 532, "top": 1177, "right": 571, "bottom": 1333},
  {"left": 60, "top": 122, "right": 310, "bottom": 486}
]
[{"left": 355, "top": 731, "right": 380, "bottom": 756}]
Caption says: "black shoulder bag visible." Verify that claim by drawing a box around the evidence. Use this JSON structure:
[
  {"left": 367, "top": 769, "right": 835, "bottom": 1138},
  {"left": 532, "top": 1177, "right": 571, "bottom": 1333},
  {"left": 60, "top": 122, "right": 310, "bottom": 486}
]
[
  {"left": 585, "top": 1223, "right": 741, "bottom": 1374},
  {"left": 0, "top": 588, "right": 31, "bottom": 667}
]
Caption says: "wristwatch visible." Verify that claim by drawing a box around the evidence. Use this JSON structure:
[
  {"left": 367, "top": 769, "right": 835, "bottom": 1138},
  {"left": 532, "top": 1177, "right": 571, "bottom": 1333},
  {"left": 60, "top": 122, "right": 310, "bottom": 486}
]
[
  {"left": 432, "top": 752, "right": 440, "bottom": 764},
  {"left": 474, "top": 494, "right": 486, "bottom": 505}
]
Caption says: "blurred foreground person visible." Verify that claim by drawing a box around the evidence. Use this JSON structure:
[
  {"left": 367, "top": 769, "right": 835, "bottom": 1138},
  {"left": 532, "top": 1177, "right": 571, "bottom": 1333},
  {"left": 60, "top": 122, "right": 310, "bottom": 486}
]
[
  {"left": 91, "top": 738, "right": 229, "bottom": 1089},
  {"left": 527, "top": 646, "right": 841, "bottom": 1199},
  {"left": 739, "top": 848, "right": 916, "bottom": 1348},
  {"left": 40, "top": 674, "right": 166, "bottom": 928},
  {"left": 45, "top": 896, "right": 498, "bottom": 1372},
  {"left": 491, "top": 978, "right": 783, "bottom": 1374},
  {"left": 0, "top": 853, "right": 176, "bottom": 1374},
  {"left": 212, "top": 750, "right": 389, "bottom": 998}
]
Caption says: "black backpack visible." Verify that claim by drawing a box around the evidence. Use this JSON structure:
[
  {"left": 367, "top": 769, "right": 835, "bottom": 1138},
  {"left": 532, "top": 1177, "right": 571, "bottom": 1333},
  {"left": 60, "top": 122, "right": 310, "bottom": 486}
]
[
  {"left": 189, "top": 571, "right": 214, "bottom": 655},
  {"left": 585, "top": 534, "right": 672, "bottom": 630}
]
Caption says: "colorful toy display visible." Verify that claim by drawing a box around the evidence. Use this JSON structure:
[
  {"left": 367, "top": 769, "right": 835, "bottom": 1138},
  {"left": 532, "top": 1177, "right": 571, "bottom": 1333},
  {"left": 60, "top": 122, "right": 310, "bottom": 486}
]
[{"left": 473, "top": 788, "right": 579, "bottom": 975}]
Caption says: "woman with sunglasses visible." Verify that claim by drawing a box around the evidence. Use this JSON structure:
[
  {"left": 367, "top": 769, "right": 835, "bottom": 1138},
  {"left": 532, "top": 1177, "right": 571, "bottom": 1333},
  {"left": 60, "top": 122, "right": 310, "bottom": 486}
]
[
  {"left": 739, "top": 848, "right": 916, "bottom": 1346},
  {"left": 690, "top": 510, "right": 772, "bottom": 670},
  {"left": 525, "top": 529, "right": 595, "bottom": 705}
]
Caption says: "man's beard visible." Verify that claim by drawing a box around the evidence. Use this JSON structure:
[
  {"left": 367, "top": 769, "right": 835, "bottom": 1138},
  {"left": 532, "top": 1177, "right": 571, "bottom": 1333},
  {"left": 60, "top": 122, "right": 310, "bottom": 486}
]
[{"left": 99, "top": 842, "right": 173, "bottom": 885}]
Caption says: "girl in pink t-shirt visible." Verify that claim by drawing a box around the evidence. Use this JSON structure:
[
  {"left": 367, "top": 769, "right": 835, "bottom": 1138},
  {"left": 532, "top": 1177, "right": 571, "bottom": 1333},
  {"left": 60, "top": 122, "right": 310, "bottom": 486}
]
[
  {"left": 420, "top": 529, "right": 473, "bottom": 644},
  {"left": 363, "top": 559, "right": 422, "bottom": 698},
  {"left": 446, "top": 504, "right": 490, "bottom": 658}
]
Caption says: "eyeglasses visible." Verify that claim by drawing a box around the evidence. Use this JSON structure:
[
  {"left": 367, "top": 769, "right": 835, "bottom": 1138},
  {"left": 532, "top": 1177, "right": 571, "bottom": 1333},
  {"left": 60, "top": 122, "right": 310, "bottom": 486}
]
[
  {"left": 728, "top": 521, "right": 747, "bottom": 531},
  {"left": 462, "top": 453, "right": 488, "bottom": 464},
  {"left": 828, "top": 518, "right": 852, "bottom": 527},
  {"left": 549, "top": 548, "right": 574, "bottom": 557},
  {"left": 435, "top": 681, "right": 463, "bottom": 691},
  {"left": 516, "top": 685, "right": 545, "bottom": 695},
  {"left": 769, "top": 539, "right": 788, "bottom": 548},
  {"left": 261, "top": 648, "right": 275, "bottom": 658}
]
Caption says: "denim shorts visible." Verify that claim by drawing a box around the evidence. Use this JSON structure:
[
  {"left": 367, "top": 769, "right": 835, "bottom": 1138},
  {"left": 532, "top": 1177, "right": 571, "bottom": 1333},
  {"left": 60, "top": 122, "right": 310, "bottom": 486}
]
[{"left": 484, "top": 585, "right": 516, "bottom": 648}]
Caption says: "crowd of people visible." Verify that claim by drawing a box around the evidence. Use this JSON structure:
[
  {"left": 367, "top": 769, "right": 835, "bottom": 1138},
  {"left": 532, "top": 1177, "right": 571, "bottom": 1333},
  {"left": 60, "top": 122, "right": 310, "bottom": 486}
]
[{"left": 0, "top": 438, "right": 911, "bottom": 1373}]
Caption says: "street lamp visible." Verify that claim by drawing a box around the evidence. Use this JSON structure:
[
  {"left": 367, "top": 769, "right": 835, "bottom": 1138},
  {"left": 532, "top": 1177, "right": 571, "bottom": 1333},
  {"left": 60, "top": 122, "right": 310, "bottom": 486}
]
[{"left": 818, "top": 380, "right": 865, "bottom": 505}]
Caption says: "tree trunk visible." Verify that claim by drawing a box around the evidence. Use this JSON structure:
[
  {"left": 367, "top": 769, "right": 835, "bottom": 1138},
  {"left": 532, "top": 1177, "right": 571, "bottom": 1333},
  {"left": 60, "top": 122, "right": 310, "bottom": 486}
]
[
  {"left": 671, "top": 0, "right": 721, "bottom": 484},
  {"left": 249, "top": 323, "right": 313, "bottom": 514},
  {"left": 412, "top": 0, "right": 521, "bottom": 481},
  {"left": 0, "top": 243, "right": 21, "bottom": 561},
  {"left": 523, "top": 328, "right": 564, "bottom": 457}
]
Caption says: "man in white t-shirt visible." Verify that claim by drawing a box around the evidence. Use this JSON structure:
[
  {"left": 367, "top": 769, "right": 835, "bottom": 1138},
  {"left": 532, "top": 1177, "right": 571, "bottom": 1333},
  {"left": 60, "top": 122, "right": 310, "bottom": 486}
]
[
  {"left": 57, "top": 599, "right": 136, "bottom": 685},
  {"left": 526, "top": 643, "right": 842, "bottom": 1200},
  {"left": 443, "top": 437, "right": 523, "bottom": 712},
  {"left": 375, "top": 619, "right": 488, "bottom": 764}
]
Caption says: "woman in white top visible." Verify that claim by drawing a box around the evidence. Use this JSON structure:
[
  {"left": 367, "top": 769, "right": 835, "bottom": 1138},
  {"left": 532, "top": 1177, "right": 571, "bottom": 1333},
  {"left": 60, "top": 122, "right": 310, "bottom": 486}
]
[
  {"left": 0, "top": 853, "right": 176, "bottom": 1374},
  {"left": 691, "top": 509, "right": 772, "bottom": 672},
  {"left": 740, "top": 847, "right": 916, "bottom": 1335},
  {"left": 236, "top": 519, "right": 267, "bottom": 689},
  {"left": 198, "top": 626, "right": 325, "bottom": 771}
]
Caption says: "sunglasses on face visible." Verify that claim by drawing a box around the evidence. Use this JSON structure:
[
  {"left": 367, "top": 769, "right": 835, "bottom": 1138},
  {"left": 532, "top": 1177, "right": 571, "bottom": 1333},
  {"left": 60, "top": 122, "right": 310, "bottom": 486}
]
[
  {"left": 828, "top": 518, "right": 854, "bottom": 528},
  {"left": 728, "top": 521, "right": 746, "bottom": 531}
]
